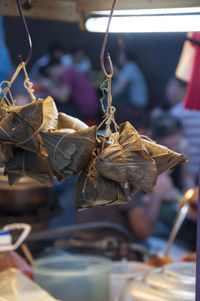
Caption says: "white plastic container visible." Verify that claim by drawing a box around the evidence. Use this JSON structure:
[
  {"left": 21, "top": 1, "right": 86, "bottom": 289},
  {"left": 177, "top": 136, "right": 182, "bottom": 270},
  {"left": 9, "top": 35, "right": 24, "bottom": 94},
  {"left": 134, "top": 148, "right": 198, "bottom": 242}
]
[
  {"left": 33, "top": 254, "right": 111, "bottom": 301},
  {"left": 121, "top": 262, "right": 195, "bottom": 301},
  {"left": 110, "top": 260, "right": 152, "bottom": 301}
]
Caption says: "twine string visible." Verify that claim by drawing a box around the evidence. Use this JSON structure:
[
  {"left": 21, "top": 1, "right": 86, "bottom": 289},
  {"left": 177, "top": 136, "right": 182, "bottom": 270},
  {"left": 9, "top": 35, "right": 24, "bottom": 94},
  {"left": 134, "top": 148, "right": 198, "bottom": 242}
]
[
  {"left": 22, "top": 64, "right": 36, "bottom": 102},
  {"left": 52, "top": 133, "right": 71, "bottom": 161}
]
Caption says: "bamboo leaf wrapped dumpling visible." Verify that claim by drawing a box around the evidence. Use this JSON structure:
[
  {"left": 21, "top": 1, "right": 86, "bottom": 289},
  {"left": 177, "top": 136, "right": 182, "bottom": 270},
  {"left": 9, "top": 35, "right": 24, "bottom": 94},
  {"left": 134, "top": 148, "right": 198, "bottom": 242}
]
[
  {"left": 41, "top": 125, "right": 97, "bottom": 179},
  {"left": 5, "top": 148, "right": 53, "bottom": 185},
  {"left": 73, "top": 149, "right": 130, "bottom": 210},
  {"left": 57, "top": 112, "right": 88, "bottom": 131},
  {"left": 0, "top": 101, "right": 43, "bottom": 153},
  {"left": 42, "top": 96, "right": 58, "bottom": 131},
  {"left": 142, "top": 138, "right": 187, "bottom": 175},
  {"left": 96, "top": 122, "right": 157, "bottom": 194}
]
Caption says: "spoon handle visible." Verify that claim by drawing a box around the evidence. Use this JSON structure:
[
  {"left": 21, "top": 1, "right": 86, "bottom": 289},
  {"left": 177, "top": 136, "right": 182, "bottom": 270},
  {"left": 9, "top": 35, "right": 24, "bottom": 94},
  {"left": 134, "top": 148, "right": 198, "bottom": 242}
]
[{"left": 165, "top": 203, "right": 189, "bottom": 257}]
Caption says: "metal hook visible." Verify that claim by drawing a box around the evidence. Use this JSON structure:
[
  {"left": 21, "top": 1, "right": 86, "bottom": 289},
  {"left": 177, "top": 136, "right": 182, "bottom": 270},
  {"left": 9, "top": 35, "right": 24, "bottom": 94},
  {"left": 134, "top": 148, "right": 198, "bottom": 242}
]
[
  {"left": 16, "top": 0, "right": 32, "bottom": 65},
  {"left": 100, "top": 0, "right": 117, "bottom": 78}
]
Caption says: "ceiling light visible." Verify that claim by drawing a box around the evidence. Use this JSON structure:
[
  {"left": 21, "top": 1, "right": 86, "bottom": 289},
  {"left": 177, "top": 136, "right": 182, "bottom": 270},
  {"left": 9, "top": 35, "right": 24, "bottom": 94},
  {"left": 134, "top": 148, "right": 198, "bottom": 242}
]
[
  {"left": 92, "top": 7, "right": 200, "bottom": 15},
  {"left": 85, "top": 14, "right": 200, "bottom": 33}
]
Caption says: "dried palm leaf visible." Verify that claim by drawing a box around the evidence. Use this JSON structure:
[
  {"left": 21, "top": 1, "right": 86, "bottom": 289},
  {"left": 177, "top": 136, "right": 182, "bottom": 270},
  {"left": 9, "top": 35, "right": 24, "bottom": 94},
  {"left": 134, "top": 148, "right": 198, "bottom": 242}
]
[
  {"left": 54, "top": 128, "right": 76, "bottom": 134},
  {"left": 41, "top": 126, "right": 97, "bottom": 179},
  {"left": 0, "top": 101, "right": 43, "bottom": 153},
  {"left": 5, "top": 148, "right": 53, "bottom": 185},
  {"left": 96, "top": 122, "right": 157, "bottom": 194},
  {"left": 0, "top": 144, "right": 13, "bottom": 167},
  {"left": 57, "top": 112, "right": 88, "bottom": 131},
  {"left": 73, "top": 150, "right": 130, "bottom": 210},
  {"left": 142, "top": 138, "right": 187, "bottom": 175},
  {"left": 42, "top": 96, "right": 58, "bottom": 131}
]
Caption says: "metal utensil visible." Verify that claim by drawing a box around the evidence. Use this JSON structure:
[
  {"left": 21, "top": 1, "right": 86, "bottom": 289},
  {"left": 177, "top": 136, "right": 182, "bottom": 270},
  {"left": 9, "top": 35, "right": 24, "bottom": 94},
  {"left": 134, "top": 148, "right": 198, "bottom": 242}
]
[{"left": 164, "top": 203, "right": 189, "bottom": 257}]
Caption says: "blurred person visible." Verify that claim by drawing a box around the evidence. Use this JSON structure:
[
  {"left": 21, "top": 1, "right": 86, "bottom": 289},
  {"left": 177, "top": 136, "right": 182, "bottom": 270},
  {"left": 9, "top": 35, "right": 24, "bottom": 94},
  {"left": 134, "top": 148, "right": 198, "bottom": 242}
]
[
  {"left": 35, "top": 59, "right": 99, "bottom": 123},
  {"left": 30, "top": 42, "right": 68, "bottom": 79},
  {"left": 151, "top": 113, "right": 194, "bottom": 192},
  {"left": 150, "top": 113, "right": 196, "bottom": 247},
  {"left": 115, "top": 106, "right": 150, "bottom": 135},
  {"left": 72, "top": 50, "right": 91, "bottom": 74},
  {"left": 112, "top": 49, "right": 148, "bottom": 109},
  {"left": 167, "top": 76, "right": 200, "bottom": 181},
  {"left": 77, "top": 188, "right": 164, "bottom": 243}
]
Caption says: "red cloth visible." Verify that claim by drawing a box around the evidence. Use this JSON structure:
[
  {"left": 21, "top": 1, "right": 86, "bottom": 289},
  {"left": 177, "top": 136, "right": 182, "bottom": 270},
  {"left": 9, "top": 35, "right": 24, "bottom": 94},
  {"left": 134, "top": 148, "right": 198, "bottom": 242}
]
[{"left": 184, "top": 32, "right": 200, "bottom": 110}]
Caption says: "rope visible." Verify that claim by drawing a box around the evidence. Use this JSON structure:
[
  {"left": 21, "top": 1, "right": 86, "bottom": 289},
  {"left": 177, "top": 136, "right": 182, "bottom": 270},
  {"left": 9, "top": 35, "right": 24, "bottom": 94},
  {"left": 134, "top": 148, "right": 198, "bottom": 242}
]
[
  {"left": 97, "top": 77, "right": 119, "bottom": 139},
  {"left": 22, "top": 64, "right": 36, "bottom": 102},
  {"left": 52, "top": 133, "right": 70, "bottom": 161},
  {"left": 0, "top": 62, "right": 36, "bottom": 107}
]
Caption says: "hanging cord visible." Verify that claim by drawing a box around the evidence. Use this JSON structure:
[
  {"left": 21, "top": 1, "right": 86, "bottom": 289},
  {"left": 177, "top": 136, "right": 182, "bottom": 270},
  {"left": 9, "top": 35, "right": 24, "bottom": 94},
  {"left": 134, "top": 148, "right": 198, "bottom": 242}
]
[
  {"left": 99, "top": 0, "right": 118, "bottom": 139},
  {"left": 0, "top": 61, "right": 36, "bottom": 106},
  {"left": 82, "top": 0, "right": 118, "bottom": 197},
  {"left": 22, "top": 64, "right": 36, "bottom": 102},
  {"left": 16, "top": 0, "right": 32, "bottom": 65},
  {"left": 100, "top": 0, "right": 117, "bottom": 77},
  {"left": 0, "top": 62, "right": 26, "bottom": 106}
]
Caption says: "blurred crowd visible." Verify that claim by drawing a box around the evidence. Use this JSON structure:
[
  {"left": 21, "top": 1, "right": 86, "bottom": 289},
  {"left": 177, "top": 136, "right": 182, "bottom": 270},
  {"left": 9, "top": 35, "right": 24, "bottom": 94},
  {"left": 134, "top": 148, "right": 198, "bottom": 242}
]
[{"left": 1, "top": 16, "right": 199, "bottom": 262}]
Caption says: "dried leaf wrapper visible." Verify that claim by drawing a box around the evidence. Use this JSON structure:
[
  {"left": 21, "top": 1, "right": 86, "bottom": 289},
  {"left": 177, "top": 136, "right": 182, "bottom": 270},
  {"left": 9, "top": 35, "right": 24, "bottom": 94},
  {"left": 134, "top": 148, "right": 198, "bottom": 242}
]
[
  {"left": 97, "top": 122, "right": 157, "bottom": 194},
  {"left": 5, "top": 149, "right": 53, "bottom": 185},
  {"left": 0, "top": 101, "right": 43, "bottom": 153},
  {"left": 0, "top": 144, "right": 13, "bottom": 167},
  {"left": 57, "top": 112, "right": 88, "bottom": 131},
  {"left": 142, "top": 138, "right": 187, "bottom": 175},
  {"left": 73, "top": 151, "right": 130, "bottom": 210},
  {"left": 41, "top": 126, "right": 97, "bottom": 179},
  {"left": 42, "top": 96, "right": 58, "bottom": 131}
]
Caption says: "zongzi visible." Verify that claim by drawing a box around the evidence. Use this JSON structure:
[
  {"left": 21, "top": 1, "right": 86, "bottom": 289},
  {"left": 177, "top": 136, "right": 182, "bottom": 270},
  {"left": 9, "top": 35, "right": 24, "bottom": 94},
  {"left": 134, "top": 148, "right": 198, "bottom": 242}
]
[
  {"left": 5, "top": 148, "right": 53, "bottom": 185},
  {"left": 73, "top": 149, "right": 130, "bottom": 210},
  {"left": 96, "top": 122, "right": 157, "bottom": 194},
  {"left": 41, "top": 125, "right": 97, "bottom": 179},
  {"left": 0, "top": 101, "right": 43, "bottom": 153}
]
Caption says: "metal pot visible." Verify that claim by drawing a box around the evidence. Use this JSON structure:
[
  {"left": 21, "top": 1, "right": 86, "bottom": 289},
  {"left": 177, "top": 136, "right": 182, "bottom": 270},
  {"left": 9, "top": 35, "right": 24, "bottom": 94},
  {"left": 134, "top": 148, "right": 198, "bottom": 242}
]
[{"left": 0, "top": 175, "right": 56, "bottom": 214}]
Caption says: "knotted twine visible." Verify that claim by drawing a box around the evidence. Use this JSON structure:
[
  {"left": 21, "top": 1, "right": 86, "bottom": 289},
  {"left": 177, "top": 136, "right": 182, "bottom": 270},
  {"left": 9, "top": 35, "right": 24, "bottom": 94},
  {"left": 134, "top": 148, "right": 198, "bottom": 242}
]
[
  {"left": 82, "top": 73, "right": 122, "bottom": 196},
  {"left": 0, "top": 62, "right": 36, "bottom": 107}
]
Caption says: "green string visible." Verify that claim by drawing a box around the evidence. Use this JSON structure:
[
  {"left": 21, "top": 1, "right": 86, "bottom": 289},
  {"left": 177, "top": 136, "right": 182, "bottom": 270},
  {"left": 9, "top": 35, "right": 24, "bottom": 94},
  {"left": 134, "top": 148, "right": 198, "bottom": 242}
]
[{"left": 100, "top": 78, "right": 108, "bottom": 114}]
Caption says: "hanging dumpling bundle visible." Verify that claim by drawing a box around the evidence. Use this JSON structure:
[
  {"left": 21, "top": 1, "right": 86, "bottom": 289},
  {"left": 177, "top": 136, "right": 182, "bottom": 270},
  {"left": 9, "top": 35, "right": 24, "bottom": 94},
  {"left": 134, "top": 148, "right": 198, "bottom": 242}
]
[
  {"left": 5, "top": 148, "right": 53, "bottom": 185},
  {"left": 73, "top": 147, "right": 130, "bottom": 210},
  {"left": 96, "top": 122, "right": 157, "bottom": 195},
  {"left": 41, "top": 125, "right": 97, "bottom": 179},
  {"left": 0, "top": 100, "right": 43, "bottom": 153}
]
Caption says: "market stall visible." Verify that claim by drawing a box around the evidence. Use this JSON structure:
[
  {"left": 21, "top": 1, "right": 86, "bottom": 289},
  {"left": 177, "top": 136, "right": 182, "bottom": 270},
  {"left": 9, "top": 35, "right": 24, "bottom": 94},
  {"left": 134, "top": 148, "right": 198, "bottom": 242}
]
[{"left": 0, "top": 1, "right": 199, "bottom": 300}]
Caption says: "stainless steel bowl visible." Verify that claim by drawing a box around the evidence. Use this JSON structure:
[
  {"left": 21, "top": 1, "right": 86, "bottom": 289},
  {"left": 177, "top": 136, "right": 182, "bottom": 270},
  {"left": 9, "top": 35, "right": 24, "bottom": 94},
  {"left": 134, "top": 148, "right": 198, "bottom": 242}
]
[{"left": 0, "top": 175, "right": 56, "bottom": 214}]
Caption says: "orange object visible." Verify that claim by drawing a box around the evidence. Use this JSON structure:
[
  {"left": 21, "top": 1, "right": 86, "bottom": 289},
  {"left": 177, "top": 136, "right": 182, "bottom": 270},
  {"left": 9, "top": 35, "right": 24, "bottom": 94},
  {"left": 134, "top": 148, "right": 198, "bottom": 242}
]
[{"left": 147, "top": 254, "right": 172, "bottom": 267}]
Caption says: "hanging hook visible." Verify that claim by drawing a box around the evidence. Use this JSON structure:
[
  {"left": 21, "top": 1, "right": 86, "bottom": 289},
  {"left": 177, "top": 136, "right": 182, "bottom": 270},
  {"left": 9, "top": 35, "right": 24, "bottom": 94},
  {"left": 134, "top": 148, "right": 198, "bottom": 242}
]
[
  {"left": 16, "top": 0, "right": 32, "bottom": 65},
  {"left": 100, "top": 0, "right": 117, "bottom": 78}
]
